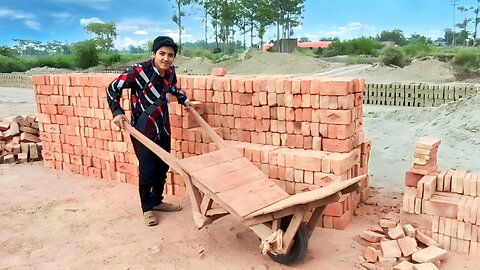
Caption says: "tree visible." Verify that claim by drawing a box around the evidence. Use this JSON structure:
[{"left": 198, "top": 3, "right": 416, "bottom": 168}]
[
  {"left": 270, "top": 0, "right": 305, "bottom": 43},
  {"left": 171, "top": 0, "right": 198, "bottom": 55},
  {"left": 473, "top": 0, "right": 480, "bottom": 46},
  {"left": 299, "top": 37, "right": 310, "bottom": 42},
  {"left": 73, "top": 40, "right": 99, "bottom": 69},
  {"left": 376, "top": 29, "right": 407, "bottom": 46},
  {"left": 84, "top": 22, "right": 117, "bottom": 53}
]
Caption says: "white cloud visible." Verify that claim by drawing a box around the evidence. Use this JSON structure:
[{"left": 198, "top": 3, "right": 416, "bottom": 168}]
[
  {"left": 0, "top": 7, "right": 40, "bottom": 30},
  {"left": 0, "top": 8, "right": 34, "bottom": 20},
  {"left": 114, "top": 36, "right": 149, "bottom": 49},
  {"left": 51, "top": 0, "right": 112, "bottom": 10},
  {"left": 327, "top": 22, "right": 365, "bottom": 36},
  {"left": 24, "top": 20, "right": 41, "bottom": 30},
  {"left": 134, "top": 30, "right": 148, "bottom": 35},
  {"left": 49, "top": 12, "right": 72, "bottom": 19},
  {"left": 80, "top": 17, "right": 103, "bottom": 25}
]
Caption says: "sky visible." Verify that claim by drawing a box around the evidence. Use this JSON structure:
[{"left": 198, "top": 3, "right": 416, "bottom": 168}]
[{"left": 0, "top": 0, "right": 478, "bottom": 49}]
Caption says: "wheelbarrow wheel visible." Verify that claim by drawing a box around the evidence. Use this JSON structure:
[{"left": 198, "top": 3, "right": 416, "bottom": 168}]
[{"left": 268, "top": 223, "right": 309, "bottom": 265}]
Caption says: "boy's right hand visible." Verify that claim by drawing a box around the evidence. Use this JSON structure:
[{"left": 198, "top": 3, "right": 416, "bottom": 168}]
[{"left": 113, "top": 114, "right": 127, "bottom": 129}]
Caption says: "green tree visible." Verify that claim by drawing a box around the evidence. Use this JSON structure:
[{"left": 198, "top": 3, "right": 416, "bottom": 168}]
[
  {"left": 376, "top": 29, "right": 407, "bottom": 46},
  {"left": 84, "top": 22, "right": 117, "bottom": 53},
  {"left": 299, "top": 37, "right": 310, "bottom": 42},
  {"left": 171, "top": 0, "right": 198, "bottom": 54},
  {"left": 73, "top": 40, "right": 99, "bottom": 69}
]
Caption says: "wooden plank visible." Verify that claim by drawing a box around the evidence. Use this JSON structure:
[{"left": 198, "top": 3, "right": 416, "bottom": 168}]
[
  {"left": 190, "top": 177, "right": 245, "bottom": 221},
  {"left": 181, "top": 147, "right": 243, "bottom": 172},
  {"left": 200, "top": 195, "right": 213, "bottom": 215},
  {"left": 188, "top": 106, "right": 227, "bottom": 149},
  {"left": 246, "top": 175, "right": 366, "bottom": 218},
  {"left": 228, "top": 184, "right": 290, "bottom": 217},
  {"left": 243, "top": 192, "right": 342, "bottom": 226},
  {"left": 217, "top": 177, "right": 275, "bottom": 203},
  {"left": 250, "top": 223, "right": 274, "bottom": 241},
  {"left": 192, "top": 157, "right": 256, "bottom": 193},
  {"left": 307, "top": 205, "right": 326, "bottom": 236},
  {"left": 282, "top": 207, "right": 307, "bottom": 254}
]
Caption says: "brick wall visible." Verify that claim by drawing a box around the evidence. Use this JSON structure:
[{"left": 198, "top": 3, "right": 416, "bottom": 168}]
[
  {"left": 365, "top": 82, "right": 479, "bottom": 107},
  {"left": 402, "top": 137, "right": 480, "bottom": 256},
  {"left": 32, "top": 72, "right": 372, "bottom": 229}
]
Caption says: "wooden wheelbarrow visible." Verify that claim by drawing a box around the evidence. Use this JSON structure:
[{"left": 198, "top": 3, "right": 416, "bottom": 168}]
[{"left": 124, "top": 107, "right": 366, "bottom": 265}]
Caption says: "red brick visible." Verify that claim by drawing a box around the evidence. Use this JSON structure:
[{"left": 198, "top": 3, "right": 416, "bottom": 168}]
[
  {"left": 211, "top": 68, "right": 227, "bottom": 76},
  {"left": 411, "top": 246, "right": 447, "bottom": 263},
  {"left": 405, "top": 169, "right": 426, "bottom": 187},
  {"left": 416, "top": 137, "right": 441, "bottom": 150},
  {"left": 380, "top": 240, "right": 402, "bottom": 258},
  {"left": 397, "top": 236, "right": 418, "bottom": 256}
]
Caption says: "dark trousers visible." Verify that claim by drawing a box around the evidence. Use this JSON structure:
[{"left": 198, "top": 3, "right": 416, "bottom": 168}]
[{"left": 131, "top": 135, "right": 171, "bottom": 213}]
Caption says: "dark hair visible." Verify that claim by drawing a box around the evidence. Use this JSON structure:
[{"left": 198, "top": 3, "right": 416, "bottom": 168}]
[{"left": 152, "top": 36, "right": 178, "bottom": 55}]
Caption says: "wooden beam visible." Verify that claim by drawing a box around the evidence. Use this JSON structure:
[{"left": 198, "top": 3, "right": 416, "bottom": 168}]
[
  {"left": 188, "top": 107, "right": 227, "bottom": 149},
  {"left": 281, "top": 207, "right": 307, "bottom": 254},
  {"left": 250, "top": 223, "right": 274, "bottom": 241},
  {"left": 306, "top": 205, "right": 326, "bottom": 237},
  {"left": 246, "top": 175, "right": 366, "bottom": 218},
  {"left": 200, "top": 195, "right": 213, "bottom": 215}
]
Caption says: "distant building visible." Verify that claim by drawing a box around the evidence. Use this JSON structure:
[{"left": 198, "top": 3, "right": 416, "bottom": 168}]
[
  {"left": 261, "top": 40, "right": 332, "bottom": 52},
  {"left": 434, "top": 38, "right": 447, "bottom": 47}
]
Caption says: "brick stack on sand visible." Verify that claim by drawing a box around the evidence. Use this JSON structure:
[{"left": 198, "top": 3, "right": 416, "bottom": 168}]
[
  {"left": 32, "top": 68, "right": 372, "bottom": 229},
  {"left": 402, "top": 136, "right": 480, "bottom": 257},
  {"left": 0, "top": 115, "right": 42, "bottom": 163}
]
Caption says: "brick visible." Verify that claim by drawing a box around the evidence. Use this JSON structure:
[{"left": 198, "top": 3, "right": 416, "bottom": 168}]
[
  {"left": 422, "top": 192, "right": 461, "bottom": 219},
  {"left": 416, "top": 231, "right": 439, "bottom": 247},
  {"left": 415, "top": 137, "right": 441, "bottom": 150},
  {"left": 406, "top": 169, "right": 424, "bottom": 187},
  {"left": 403, "top": 224, "right": 416, "bottom": 237},
  {"left": 413, "top": 263, "right": 439, "bottom": 270},
  {"left": 398, "top": 236, "right": 418, "bottom": 256},
  {"left": 360, "top": 231, "right": 386, "bottom": 242},
  {"left": 211, "top": 67, "right": 227, "bottom": 76},
  {"left": 411, "top": 246, "right": 447, "bottom": 263},
  {"left": 380, "top": 240, "right": 402, "bottom": 258},
  {"left": 436, "top": 170, "right": 447, "bottom": 192},
  {"left": 388, "top": 224, "right": 406, "bottom": 240},
  {"left": 393, "top": 261, "right": 415, "bottom": 270},
  {"left": 362, "top": 246, "right": 378, "bottom": 263}
]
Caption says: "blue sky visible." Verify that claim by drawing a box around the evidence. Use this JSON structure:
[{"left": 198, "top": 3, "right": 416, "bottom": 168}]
[{"left": 0, "top": 0, "right": 478, "bottom": 49}]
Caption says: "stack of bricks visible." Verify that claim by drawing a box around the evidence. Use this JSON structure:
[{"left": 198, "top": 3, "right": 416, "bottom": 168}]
[
  {"left": 402, "top": 137, "right": 480, "bottom": 257},
  {"left": 0, "top": 115, "right": 42, "bottom": 163},
  {"left": 32, "top": 71, "right": 372, "bottom": 230}
]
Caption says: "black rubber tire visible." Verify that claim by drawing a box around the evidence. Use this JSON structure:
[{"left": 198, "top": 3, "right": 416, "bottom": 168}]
[{"left": 267, "top": 223, "right": 309, "bottom": 265}]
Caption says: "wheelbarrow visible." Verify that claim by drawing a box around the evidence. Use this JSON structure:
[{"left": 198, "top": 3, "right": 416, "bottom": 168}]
[{"left": 124, "top": 106, "right": 366, "bottom": 265}]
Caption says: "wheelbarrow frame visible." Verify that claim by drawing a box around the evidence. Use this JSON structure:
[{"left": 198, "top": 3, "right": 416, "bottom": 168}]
[{"left": 123, "top": 106, "right": 365, "bottom": 264}]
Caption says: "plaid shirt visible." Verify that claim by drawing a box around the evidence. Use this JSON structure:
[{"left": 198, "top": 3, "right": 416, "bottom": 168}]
[{"left": 107, "top": 59, "right": 188, "bottom": 142}]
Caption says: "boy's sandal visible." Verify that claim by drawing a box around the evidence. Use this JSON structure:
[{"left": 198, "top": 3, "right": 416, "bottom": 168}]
[
  {"left": 143, "top": 211, "right": 158, "bottom": 226},
  {"left": 153, "top": 202, "right": 182, "bottom": 212}
]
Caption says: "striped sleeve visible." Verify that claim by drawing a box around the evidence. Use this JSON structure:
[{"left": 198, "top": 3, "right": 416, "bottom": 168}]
[{"left": 106, "top": 66, "right": 138, "bottom": 117}]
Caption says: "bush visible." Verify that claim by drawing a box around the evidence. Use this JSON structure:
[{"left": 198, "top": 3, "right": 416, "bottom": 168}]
[
  {"left": 100, "top": 54, "right": 122, "bottom": 67},
  {"left": 452, "top": 48, "right": 480, "bottom": 77},
  {"left": 323, "top": 37, "right": 383, "bottom": 57},
  {"left": 36, "top": 55, "right": 74, "bottom": 69},
  {"left": 0, "top": 55, "right": 32, "bottom": 72},
  {"left": 403, "top": 42, "right": 434, "bottom": 58},
  {"left": 380, "top": 46, "right": 407, "bottom": 67},
  {"left": 73, "top": 40, "right": 99, "bottom": 69}
]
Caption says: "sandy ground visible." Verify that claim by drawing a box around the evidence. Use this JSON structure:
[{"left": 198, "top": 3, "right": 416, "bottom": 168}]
[
  {"left": 1, "top": 56, "right": 480, "bottom": 269},
  {"left": 1, "top": 162, "right": 477, "bottom": 270}
]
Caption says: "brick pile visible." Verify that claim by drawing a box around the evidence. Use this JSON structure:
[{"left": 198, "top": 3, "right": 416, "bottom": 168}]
[
  {"left": 358, "top": 212, "right": 449, "bottom": 270},
  {"left": 0, "top": 115, "right": 42, "bottom": 163},
  {"left": 402, "top": 137, "right": 480, "bottom": 257},
  {"left": 32, "top": 70, "right": 372, "bottom": 229}
]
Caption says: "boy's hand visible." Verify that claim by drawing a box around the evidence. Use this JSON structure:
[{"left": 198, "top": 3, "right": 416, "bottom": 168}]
[{"left": 113, "top": 114, "right": 127, "bottom": 129}]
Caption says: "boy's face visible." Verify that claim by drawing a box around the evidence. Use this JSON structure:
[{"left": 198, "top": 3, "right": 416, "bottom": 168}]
[{"left": 152, "top": 46, "right": 175, "bottom": 72}]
